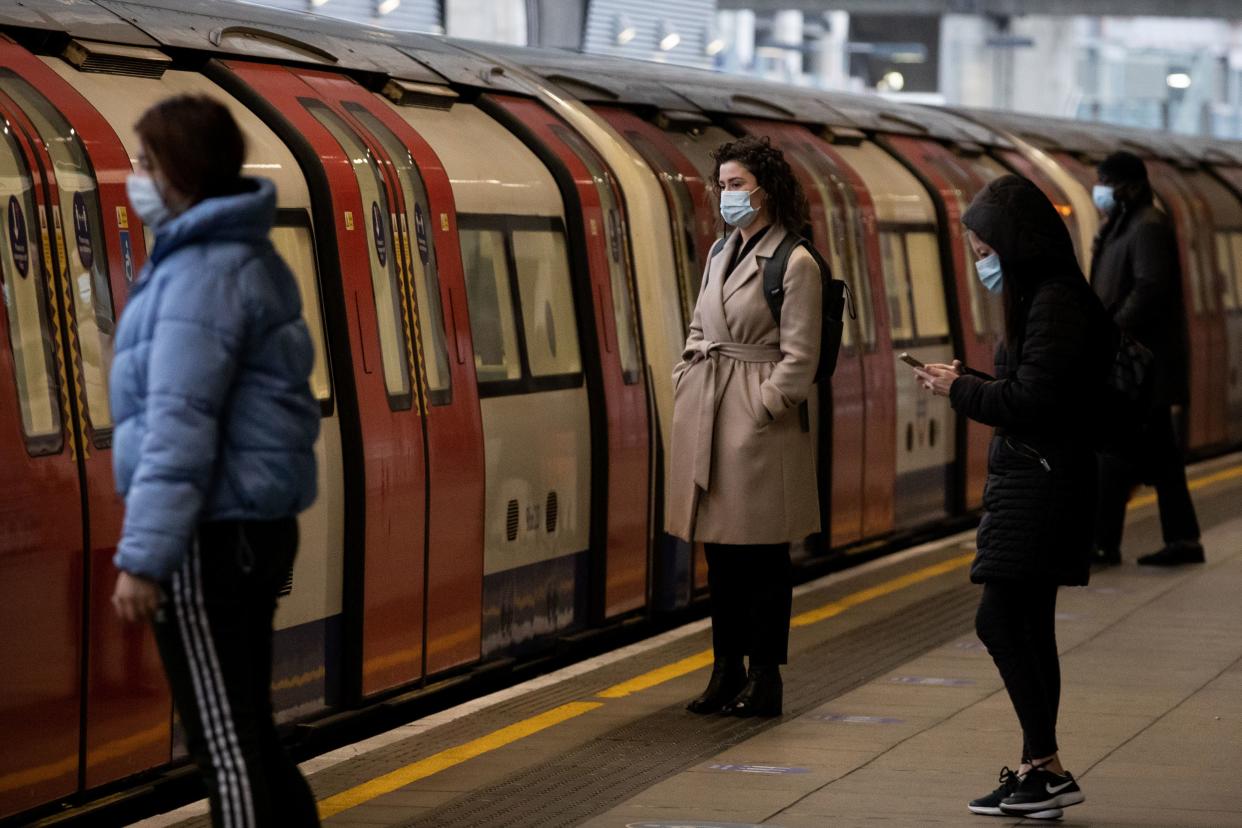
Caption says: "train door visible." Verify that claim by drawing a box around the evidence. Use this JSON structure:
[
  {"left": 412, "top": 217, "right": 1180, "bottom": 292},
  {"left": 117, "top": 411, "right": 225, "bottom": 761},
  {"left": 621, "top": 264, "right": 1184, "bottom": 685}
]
[
  {"left": 479, "top": 93, "right": 649, "bottom": 620},
  {"left": 384, "top": 99, "right": 592, "bottom": 655},
  {"left": 210, "top": 60, "right": 430, "bottom": 699},
  {"left": 831, "top": 140, "right": 956, "bottom": 529},
  {"left": 997, "top": 149, "right": 1085, "bottom": 269},
  {"left": 732, "top": 119, "right": 867, "bottom": 551},
  {"left": 0, "top": 39, "right": 170, "bottom": 815},
  {"left": 1147, "top": 160, "right": 1226, "bottom": 452},
  {"left": 43, "top": 50, "right": 347, "bottom": 732},
  {"left": 882, "top": 136, "right": 995, "bottom": 512},
  {"left": 591, "top": 107, "right": 715, "bottom": 599},
  {"left": 292, "top": 70, "right": 485, "bottom": 677},
  {"left": 1211, "top": 165, "right": 1242, "bottom": 442}
]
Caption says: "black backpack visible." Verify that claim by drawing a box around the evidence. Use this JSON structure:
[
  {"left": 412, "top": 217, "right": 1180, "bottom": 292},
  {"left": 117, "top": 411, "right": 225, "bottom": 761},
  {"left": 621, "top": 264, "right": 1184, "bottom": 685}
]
[
  {"left": 1094, "top": 322, "right": 1156, "bottom": 453},
  {"left": 706, "top": 233, "right": 849, "bottom": 382}
]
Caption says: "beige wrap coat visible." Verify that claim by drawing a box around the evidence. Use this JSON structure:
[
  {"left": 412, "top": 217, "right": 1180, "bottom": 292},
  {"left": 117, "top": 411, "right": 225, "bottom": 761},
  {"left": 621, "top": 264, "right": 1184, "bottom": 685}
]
[{"left": 665, "top": 225, "right": 822, "bottom": 544}]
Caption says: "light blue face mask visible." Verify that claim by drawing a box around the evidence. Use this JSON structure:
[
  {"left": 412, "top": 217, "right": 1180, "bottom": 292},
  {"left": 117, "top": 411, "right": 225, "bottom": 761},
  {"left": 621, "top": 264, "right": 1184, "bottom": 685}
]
[
  {"left": 1093, "top": 184, "right": 1116, "bottom": 214},
  {"left": 126, "top": 174, "right": 172, "bottom": 229},
  {"left": 720, "top": 188, "right": 762, "bottom": 228},
  {"left": 976, "top": 252, "right": 1003, "bottom": 295}
]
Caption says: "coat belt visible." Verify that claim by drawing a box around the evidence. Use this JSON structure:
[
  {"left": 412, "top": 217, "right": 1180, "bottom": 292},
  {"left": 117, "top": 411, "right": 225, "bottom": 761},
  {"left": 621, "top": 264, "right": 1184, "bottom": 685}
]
[{"left": 688, "top": 340, "right": 783, "bottom": 492}]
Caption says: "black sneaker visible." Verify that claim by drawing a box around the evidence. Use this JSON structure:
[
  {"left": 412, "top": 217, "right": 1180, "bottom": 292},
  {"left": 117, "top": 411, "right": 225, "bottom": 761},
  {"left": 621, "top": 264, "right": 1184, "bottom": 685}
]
[
  {"left": 1000, "top": 767, "right": 1084, "bottom": 813},
  {"left": 969, "top": 766, "right": 1020, "bottom": 815},
  {"left": 1137, "top": 540, "right": 1204, "bottom": 566}
]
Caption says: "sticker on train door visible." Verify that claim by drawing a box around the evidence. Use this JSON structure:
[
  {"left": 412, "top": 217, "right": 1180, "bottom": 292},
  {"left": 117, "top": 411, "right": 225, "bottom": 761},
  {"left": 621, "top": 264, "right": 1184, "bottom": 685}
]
[
  {"left": 414, "top": 203, "right": 429, "bottom": 263},
  {"left": 72, "top": 192, "right": 93, "bottom": 270},
  {"left": 119, "top": 231, "right": 133, "bottom": 283},
  {"left": 7, "top": 196, "right": 29, "bottom": 278},
  {"left": 608, "top": 208, "right": 621, "bottom": 262},
  {"left": 371, "top": 201, "right": 387, "bottom": 267}
]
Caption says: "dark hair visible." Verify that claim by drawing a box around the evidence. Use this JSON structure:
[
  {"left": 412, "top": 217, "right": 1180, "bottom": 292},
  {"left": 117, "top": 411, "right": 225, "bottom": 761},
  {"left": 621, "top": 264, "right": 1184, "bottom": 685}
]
[
  {"left": 135, "top": 95, "right": 246, "bottom": 205},
  {"left": 710, "top": 136, "right": 810, "bottom": 234},
  {"left": 1097, "top": 150, "right": 1153, "bottom": 207}
]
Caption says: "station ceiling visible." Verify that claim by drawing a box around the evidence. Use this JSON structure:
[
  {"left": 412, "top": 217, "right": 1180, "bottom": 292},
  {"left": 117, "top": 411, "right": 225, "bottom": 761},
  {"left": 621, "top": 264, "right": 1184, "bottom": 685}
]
[{"left": 717, "top": 0, "right": 1242, "bottom": 18}]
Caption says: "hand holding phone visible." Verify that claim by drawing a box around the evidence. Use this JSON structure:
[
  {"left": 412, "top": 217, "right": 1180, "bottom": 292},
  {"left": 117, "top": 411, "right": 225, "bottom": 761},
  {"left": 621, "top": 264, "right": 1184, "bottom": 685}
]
[{"left": 899, "top": 352, "right": 925, "bottom": 370}]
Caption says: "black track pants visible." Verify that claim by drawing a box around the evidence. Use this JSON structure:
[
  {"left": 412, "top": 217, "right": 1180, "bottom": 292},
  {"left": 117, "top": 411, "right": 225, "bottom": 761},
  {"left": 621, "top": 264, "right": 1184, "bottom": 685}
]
[
  {"left": 975, "top": 581, "right": 1061, "bottom": 760},
  {"left": 704, "top": 542, "right": 792, "bottom": 666},
  {"left": 151, "top": 519, "right": 320, "bottom": 828}
]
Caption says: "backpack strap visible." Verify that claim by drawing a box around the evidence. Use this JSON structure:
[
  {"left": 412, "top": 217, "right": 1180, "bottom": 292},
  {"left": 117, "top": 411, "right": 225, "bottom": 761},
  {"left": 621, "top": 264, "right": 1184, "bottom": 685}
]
[
  {"left": 762, "top": 233, "right": 803, "bottom": 324},
  {"left": 700, "top": 236, "right": 728, "bottom": 292}
]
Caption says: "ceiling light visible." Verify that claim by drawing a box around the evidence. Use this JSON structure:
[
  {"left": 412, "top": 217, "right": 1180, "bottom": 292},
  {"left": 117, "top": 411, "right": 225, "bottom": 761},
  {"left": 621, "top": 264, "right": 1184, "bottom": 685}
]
[
  {"left": 376, "top": 0, "right": 399, "bottom": 15},
  {"left": 1166, "top": 72, "right": 1192, "bottom": 90},
  {"left": 615, "top": 14, "right": 636, "bottom": 45},
  {"left": 659, "top": 20, "right": 680, "bottom": 51},
  {"left": 880, "top": 71, "right": 905, "bottom": 92},
  {"left": 309, "top": 0, "right": 329, "bottom": 7}
]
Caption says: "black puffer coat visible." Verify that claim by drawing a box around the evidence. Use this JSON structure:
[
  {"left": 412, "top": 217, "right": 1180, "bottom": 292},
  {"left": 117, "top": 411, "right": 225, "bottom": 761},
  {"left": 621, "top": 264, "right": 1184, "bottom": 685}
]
[{"left": 951, "top": 177, "right": 1114, "bottom": 586}]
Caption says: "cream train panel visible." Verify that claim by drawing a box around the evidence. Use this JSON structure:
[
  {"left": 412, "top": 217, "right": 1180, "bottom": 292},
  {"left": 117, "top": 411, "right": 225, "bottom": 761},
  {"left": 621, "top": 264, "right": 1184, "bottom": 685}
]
[
  {"left": 41, "top": 59, "right": 344, "bottom": 630},
  {"left": 513, "top": 86, "right": 682, "bottom": 484},
  {"left": 831, "top": 140, "right": 938, "bottom": 225},
  {"left": 1008, "top": 135, "right": 1098, "bottom": 271},
  {"left": 670, "top": 125, "right": 738, "bottom": 182},
  {"left": 391, "top": 102, "right": 562, "bottom": 217}
]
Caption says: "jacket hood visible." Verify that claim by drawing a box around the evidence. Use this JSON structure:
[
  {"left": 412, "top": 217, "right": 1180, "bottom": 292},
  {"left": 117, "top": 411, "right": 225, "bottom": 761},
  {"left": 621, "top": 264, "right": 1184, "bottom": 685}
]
[
  {"left": 149, "top": 177, "right": 276, "bottom": 266},
  {"left": 962, "top": 174, "right": 1081, "bottom": 290}
]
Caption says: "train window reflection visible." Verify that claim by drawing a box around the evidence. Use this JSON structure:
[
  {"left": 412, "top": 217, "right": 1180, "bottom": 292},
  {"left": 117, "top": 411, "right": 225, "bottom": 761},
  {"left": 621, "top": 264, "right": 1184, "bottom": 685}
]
[
  {"left": 459, "top": 227, "right": 521, "bottom": 383},
  {"left": 271, "top": 213, "right": 331, "bottom": 405},
  {"left": 1230, "top": 234, "right": 1242, "bottom": 310},
  {"left": 0, "top": 70, "right": 114, "bottom": 438},
  {"left": 512, "top": 230, "right": 581, "bottom": 377},
  {"left": 0, "top": 122, "right": 61, "bottom": 452},
  {"left": 1215, "top": 233, "right": 1237, "bottom": 311},
  {"left": 906, "top": 232, "right": 950, "bottom": 339},
  {"left": 879, "top": 231, "right": 913, "bottom": 342}
]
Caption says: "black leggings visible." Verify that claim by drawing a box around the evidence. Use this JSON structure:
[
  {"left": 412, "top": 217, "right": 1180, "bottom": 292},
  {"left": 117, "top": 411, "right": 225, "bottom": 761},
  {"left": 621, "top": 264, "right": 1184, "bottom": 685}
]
[
  {"left": 975, "top": 582, "right": 1061, "bottom": 760},
  {"left": 705, "top": 543, "right": 792, "bottom": 666},
  {"left": 152, "top": 519, "right": 320, "bottom": 828}
]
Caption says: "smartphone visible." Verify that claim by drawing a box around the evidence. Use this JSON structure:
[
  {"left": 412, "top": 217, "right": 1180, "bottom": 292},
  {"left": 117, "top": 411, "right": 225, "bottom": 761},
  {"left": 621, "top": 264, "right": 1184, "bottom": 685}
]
[{"left": 899, "top": 352, "right": 925, "bottom": 369}]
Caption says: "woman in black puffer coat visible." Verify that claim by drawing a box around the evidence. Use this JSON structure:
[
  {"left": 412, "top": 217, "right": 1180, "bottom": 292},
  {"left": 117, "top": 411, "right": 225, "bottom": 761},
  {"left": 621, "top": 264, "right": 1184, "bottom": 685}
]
[{"left": 915, "top": 175, "right": 1113, "bottom": 820}]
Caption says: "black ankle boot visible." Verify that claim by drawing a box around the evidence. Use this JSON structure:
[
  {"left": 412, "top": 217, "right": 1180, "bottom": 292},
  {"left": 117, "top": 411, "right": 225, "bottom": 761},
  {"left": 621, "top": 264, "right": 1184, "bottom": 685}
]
[
  {"left": 686, "top": 658, "right": 746, "bottom": 715},
  {"left": 721, "top": 666, "right": 783, "bottom": 717}
]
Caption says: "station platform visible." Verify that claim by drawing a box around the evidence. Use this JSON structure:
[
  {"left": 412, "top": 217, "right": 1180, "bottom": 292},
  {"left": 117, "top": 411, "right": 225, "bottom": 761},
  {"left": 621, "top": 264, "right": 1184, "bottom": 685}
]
[{"left": 140, "top": 454, "right": 1242, "bottom": 828}]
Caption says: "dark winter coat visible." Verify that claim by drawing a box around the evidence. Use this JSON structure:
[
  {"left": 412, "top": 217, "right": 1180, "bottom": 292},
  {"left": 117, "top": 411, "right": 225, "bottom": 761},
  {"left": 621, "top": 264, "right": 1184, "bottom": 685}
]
[
  {"left": 1091, "top": 199, "right": 1189, "bottom": 407},
  {"left": 951, "top": 176, "right": 1114, "bottom": 586}
]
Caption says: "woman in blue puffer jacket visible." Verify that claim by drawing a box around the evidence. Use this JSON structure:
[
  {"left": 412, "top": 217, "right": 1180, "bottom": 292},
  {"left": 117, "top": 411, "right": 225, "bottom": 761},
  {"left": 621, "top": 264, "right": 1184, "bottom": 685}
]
[{"left": 109, "top": 95, "right": 321, "bottom": 827}]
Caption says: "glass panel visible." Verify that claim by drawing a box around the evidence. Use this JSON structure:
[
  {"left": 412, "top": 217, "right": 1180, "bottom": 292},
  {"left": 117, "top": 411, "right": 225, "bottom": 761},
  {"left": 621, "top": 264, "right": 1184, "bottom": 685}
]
[
  {"left": 270, "top": 219, "right": 330, "bottom": 402},
  {"left": 1215, "top": 232, "right": 1237, "bottom": 311},
  {"left": 303, "top": 100, "right": 412, "bottom": 408},
  {"left": 554, "top": 124, "right": 642, "bottom": 384},
  {"left": 906, "top": 232, "right": 950, "bottom": 339},
  {"left": 783, "top": 144, "right": 850, "bottom": 348},
  {"left": 459, "top": 227, "right": 520, "bottom": 382},
  {"left": 345, "top": 104, "right": 452, "bottom": 401},
  {"left": 0, "top": 70, "right": 114, "bottom": 433},
  {"left": 0, "top": 121, "right": 61, "bottom": 446},
  {"left": 1231, "top": 234, "right": 1242, "bottom": 310},
  {"left": 879, "top": 231, "right": 913, "bottom": 341},
  {"left": 512, "top": 229, "right": 581, "bottom": 377}
]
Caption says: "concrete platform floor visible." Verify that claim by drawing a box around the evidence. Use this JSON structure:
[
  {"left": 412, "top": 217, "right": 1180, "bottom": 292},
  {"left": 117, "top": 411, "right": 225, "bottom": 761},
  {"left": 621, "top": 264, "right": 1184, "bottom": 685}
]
[{"left": 139, "top": 454, "right": 1242, "bottom": 828}]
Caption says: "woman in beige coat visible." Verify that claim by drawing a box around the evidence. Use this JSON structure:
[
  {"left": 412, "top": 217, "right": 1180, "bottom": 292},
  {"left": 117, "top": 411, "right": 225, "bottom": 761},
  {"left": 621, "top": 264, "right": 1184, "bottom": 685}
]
[{"left": 668, "top": 136, "right": 822, "bottom": 717}]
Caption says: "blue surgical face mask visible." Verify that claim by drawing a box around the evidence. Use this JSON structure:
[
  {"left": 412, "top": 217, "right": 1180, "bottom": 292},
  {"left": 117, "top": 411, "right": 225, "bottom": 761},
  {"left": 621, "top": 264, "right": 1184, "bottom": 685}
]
[
  {"left": 720, "top": 187, "right": 762, "bottom": 228},
  {"left": 1093, "top": 184, "right": 1115, "bottom": 214},
  {"left": 126, "top": 174, "right": 172, "bottom": 229},
  {"left": 975, "top": 252, "right": 1003, "bottom": 295}
]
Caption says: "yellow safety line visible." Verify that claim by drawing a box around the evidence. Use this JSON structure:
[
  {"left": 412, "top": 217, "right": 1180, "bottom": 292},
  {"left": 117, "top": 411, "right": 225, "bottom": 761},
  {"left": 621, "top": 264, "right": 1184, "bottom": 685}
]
[
  {"left": 317, "top": 701, "right": 602, "bottom": 818},
  {"left": 1128, "top": 462, "right": 1242, "bottom": 510},
  {"left": 596, "top": 650, "right": 717, "bottom": 699}
]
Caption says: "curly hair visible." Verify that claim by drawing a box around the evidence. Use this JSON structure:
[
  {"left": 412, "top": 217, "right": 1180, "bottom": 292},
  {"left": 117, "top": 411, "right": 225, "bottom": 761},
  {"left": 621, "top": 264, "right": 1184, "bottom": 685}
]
[{"left": 710, "top": 135, "right": 810, "bottom": 234}]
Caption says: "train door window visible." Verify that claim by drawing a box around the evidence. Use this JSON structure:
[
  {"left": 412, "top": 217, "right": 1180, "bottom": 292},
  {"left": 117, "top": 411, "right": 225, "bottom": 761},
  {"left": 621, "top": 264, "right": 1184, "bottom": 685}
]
[
  {"left": 0, "top": 70, "right": 114, "bottom": 438},
  {"left": 270, "top": 210, "right": 332, "bottom": 406},
  {"left": 879, "top": 230, "right": 914, "bottom": 342},
  {"left": 1230, "top": 234, "right": 1242, "bottom": 307},
  {"left": 303, "top": 99, "right": 413, "bottom": 410},
  {"left": 905, "top": 232, "right": 950, "bottom": 340},
  {"left": 344, "top": 104, "right": 452, "bottom": 404},
  {"left": 553, "top": 124, "right": 642, "bottom": 383},
  {"left": 624, "top": 130, "right": 701, "bottom": 329},
  {"left": 512, "top": 228, "right": 582, "bottom": 377},
  {"left": 783, "top": 145, "right": 851, "bottom": 348},
  {"left": 1215, "top": 233, "right": 1238, "bottom": 311},
  {"left": 459, "top": 226, "right": 521, "bottom": 383},
  {"left": 0, "top": 122, "right": 61, "bottom": 452}
]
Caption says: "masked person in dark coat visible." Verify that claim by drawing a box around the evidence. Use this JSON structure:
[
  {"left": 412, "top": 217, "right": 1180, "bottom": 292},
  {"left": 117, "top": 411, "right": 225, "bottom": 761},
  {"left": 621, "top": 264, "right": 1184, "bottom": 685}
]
[
  {"left": 1090, "top": 151, "right": 1203, "bottom": 567},
  {"left": 915, "top": 176, "right": 1114, "bottom": 820}
]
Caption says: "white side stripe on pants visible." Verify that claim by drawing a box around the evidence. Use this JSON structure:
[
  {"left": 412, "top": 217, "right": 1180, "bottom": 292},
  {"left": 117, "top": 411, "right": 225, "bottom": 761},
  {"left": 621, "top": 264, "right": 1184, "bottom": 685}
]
[{"left": 171, "top": 540, "right": 255, "bottom": 827}]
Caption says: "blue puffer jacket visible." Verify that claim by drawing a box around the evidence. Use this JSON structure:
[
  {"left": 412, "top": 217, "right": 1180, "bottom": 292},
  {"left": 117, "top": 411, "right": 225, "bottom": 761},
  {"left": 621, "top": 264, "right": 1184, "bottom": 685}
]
[{"left": 110, "top": 177, "right": 320, "bottom": 581}]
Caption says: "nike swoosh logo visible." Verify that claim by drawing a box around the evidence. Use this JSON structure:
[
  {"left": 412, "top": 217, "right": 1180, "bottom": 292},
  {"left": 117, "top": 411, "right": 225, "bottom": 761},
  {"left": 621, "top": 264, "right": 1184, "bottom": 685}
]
[{"left": 1046, "top": 780, "right": 1076, "bottom": 794}]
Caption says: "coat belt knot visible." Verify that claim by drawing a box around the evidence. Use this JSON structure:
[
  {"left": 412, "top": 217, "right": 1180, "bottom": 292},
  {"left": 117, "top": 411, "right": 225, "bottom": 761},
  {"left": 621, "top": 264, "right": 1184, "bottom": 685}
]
[{"left": 689, "top": 340, "right": 783, "bottom": 491}]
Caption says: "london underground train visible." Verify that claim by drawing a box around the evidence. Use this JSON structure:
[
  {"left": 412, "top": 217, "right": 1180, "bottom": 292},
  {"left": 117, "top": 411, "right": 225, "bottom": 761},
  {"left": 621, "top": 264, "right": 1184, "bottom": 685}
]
[{"left": 2, "top": 0, "right": 1241, "bottom": 819}]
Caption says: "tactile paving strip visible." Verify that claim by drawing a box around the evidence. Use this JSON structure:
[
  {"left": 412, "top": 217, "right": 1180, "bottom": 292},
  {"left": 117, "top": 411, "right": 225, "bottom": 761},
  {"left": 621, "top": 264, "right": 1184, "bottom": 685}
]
[{"left": 399, "top": 582, "right": 980, "bottom": 828}]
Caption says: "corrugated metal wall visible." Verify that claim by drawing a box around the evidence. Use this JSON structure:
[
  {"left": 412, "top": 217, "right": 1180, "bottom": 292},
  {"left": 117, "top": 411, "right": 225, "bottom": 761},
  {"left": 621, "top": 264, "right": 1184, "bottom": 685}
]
[
  {"left": 583, "top": 0, "right": 717, "bottom": 69},
  {"left": 256, "top": 0, "right": 443, "bottom": 34}
]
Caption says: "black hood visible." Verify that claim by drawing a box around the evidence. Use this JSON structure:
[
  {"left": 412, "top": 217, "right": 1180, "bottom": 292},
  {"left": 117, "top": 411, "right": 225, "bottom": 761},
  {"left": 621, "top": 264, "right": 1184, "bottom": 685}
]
[{"left": 962, "top": 174, "right": 1081, "bottom": 291}]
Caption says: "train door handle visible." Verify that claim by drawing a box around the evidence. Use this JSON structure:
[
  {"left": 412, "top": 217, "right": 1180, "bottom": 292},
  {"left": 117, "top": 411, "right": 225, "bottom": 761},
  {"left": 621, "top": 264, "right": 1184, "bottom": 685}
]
[{"left": 353, "top": 291, "right": 372, "bottom": 375}]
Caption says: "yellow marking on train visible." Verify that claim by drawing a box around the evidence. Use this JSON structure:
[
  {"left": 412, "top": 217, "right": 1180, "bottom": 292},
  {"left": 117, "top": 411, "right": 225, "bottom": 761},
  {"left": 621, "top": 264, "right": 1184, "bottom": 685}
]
[
  {"left": 1128, "top": 462, "right": 1242, "bottom": 510},
  {"left": 116, "top": 204, "right": 128, "bottom": 229},
  {"left": 597, "top": 552, "right": 975, "bottom": 699},
  {"left": 0, "top": 721, "right": 166, "bottom": 794},
  {"left": 316, "top": 701, "right": 602, "bottom": 818},
  {"left": 271, "top": 666, "right": 327, "bottom": 692}
]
